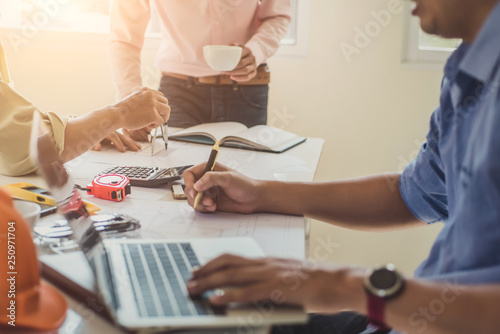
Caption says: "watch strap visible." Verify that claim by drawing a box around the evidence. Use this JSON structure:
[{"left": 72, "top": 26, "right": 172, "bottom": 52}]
[{"left": 367, "top": 294, "right": 391, "bottom": 331}]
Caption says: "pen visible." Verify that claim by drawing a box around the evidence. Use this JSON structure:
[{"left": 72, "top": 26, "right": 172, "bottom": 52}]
[{"left": 194, "top": 141, "right": 220, "bottom": 209}]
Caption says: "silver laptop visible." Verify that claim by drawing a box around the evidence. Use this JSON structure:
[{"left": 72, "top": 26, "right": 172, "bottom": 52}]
[{"left": 33, "top": 113, "right": 307, "bottom": 332}]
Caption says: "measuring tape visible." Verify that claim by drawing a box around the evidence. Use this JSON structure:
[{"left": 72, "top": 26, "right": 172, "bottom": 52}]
[{"left": 86, "top": 174, "right": 131, "bottom": 202}]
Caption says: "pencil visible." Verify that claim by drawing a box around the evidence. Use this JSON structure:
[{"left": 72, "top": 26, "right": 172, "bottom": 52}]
[{"left": 194, "top": 141, "right": 220, "bottom": 209}]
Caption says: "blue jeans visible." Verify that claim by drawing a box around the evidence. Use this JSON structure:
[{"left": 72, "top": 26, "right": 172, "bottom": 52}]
[{"left": 159, "top": 75, "right": 268, "bottom": 128}]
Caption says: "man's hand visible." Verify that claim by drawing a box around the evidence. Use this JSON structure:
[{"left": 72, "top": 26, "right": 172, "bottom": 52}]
[
  {"left": 117, "top": 87, "right": 170, "bottom": 131},
  {"left": 124, "top": 128, "right": 151, "bottom": 142},
  {"left": 93, "top": 87, "right": 170, "bottom": 152},
  {"left": 91, "top": 130, "right": 142, "bottom": 152},
  {"left": 187, "top": 254, "right": 363, "bottom": 313},
  {"left": 224, "top": 43, "right": 258, "bottom": 82},
  {"left": 183, "top": 163, "right": 262, "bottom": 213}
]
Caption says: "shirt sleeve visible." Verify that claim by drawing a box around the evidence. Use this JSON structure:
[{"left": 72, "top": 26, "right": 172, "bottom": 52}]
[
  {"left": 0, "top": 82, "right": 68, "bottom": 176},
  {"left": 399, "top": 107, "right": 449, "bottom": 224},
  {"left": 245, "top": 0, "right": 292, "bottom": 66},
  {"left": 108, "top": 0, "right": 151, "bottom": 100},
  {"left": 41, "top": 111, "right": 67, "bottom": 156}
]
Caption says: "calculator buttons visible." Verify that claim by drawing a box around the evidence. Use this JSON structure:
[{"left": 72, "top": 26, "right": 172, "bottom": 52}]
[{"left": 99, "top": 165, "right": 193, "bottom": 188}]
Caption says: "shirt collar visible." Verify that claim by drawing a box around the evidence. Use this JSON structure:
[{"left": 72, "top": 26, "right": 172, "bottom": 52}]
[
  {"left": 458, "top": 1, "right": 500, "bottom": 84},
  {"left": 444, "top": 43, "right": 470, "bottom": 83}
]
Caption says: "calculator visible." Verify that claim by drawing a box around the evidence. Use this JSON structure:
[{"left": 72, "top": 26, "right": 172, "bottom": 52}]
[{"left": 99, "top": 165, "right": 193, "bottom": 188}]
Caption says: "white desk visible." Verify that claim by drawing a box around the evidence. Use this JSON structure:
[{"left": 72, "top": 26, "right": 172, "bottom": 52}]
[{"left": 1, "top": 137, "right": 324, "bottom": 333}]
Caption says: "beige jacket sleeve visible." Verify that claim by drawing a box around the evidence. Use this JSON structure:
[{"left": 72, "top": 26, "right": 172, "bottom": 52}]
[{"left": 0, "top": 81, "right": 68, "bottom": 176}]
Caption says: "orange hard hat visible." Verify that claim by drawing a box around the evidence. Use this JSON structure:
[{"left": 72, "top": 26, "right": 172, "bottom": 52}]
[{"left": 0, "top": 189, "right": 67, "bottom": 331}]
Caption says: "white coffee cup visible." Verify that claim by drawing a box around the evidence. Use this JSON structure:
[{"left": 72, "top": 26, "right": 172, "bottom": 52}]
[
  {"left": 203, "top": 45, "right": 242, "bottom": 71},
  {"left": 13, "top": 200, "right": 41, "bottom": 230}
]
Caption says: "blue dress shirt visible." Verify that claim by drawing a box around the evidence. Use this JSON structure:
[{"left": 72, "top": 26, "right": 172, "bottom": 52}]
[{"left": 399, "top": 2, "right": 500, "bottom": 284}]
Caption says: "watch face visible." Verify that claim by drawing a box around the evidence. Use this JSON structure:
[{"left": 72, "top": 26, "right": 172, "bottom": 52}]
[
  {"left": 364, "top": 264, "right": 404, "bottom": 299},
  {"left": 370, "top": 269, "right": 398, "bottom": 290}
]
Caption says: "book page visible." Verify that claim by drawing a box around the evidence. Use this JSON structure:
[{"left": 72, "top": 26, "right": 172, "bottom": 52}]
[
  {"left": 227, "top": 125, "right": 302, "bottom": 151},
  {"left": 169, "top": 122, "right": 248, "bottom": 142}
]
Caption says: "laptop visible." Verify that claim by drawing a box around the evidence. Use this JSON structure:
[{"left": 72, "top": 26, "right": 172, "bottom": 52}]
[{"left": 32, "top": 113, "right": 307, "bottom": 332}]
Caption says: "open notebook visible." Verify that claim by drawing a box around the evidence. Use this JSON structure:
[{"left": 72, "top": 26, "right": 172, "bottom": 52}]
[{"left": 168, "top": 122, "right": 306, "bottom": 153}]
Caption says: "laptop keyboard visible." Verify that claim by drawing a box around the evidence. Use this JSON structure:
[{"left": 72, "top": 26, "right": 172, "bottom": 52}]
[{"left": 121, "top": 242, "right": 213, "bottom": 318}]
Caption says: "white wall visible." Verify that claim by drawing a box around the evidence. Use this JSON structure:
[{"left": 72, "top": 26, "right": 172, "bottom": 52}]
[
  {"left": 266, "top": 0, "right": 444, "bottom": 275},
  {"left": 1, "top": 0, "right": 445, "bottom": 275}
]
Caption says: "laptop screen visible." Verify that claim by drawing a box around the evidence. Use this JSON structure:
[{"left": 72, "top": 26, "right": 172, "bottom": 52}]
[{"left": 33, "top": 112, "right": 102, "bottom": 257}]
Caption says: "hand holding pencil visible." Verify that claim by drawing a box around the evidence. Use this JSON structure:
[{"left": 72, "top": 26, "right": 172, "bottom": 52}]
[{"left": 183, "top": 156, "right": 262, "bottom": 214}]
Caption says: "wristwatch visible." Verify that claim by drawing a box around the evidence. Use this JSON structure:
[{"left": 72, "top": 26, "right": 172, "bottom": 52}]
[{"left": 363, "top": 264, "right": 405, "bottom": 331}]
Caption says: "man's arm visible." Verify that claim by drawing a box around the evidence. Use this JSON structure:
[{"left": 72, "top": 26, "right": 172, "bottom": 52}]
[
  {"left": 184, "top": 164, "right": 420, "bottom": 231},
  {"left": 227, "top": 0, "right": 292, "bottom": 82},
  {"left": 106, "top": 0, "right": 155, "bottom": 143},
  {"left": 326, "top": 268, "right": 500, "bottom": 334},
  {"left": 61, "top": 88, "right": 169, "bottom": 162},
  {"left": 0, "top": 86, "right": 168, "bottom": 176},
  {"left": 188, "top": 256, "right": 500, "bottom": 334},
  {"left": 258, "top": 173, "right": 420, "bottom": 230},
  {"left": 245, "top": 0, "right": 292, "bottom": 67},
  {"left": 108, "top": 0, "right": 151, "bottom": 101}
]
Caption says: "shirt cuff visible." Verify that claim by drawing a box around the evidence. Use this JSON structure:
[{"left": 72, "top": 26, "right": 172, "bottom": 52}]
[
  {"left": 41, "top": 110, "right": 68, "bottom": 155},
  {"left": 398, "top": 169, "right": 446, "bottom": 224},
  {"left": 245, "top": 40, "right": 267, "bottom": 67}
]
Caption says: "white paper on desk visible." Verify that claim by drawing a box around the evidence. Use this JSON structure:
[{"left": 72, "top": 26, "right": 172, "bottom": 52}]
[
  {"left": 78, "top": 140, "right": 166, "bottom": 167},
  {"left": 217, "top": 147, "right": 311, "bottom": 180},
  {"left": 91, "top": 198, "right": 305, "bottom": 259}
]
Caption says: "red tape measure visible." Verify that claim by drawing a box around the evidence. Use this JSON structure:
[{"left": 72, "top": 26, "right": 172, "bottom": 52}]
[{"left": 86, "top": 174, "right": 131, "bottom": 202}]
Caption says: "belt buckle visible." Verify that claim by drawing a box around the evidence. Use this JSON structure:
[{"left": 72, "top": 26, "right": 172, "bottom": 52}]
[{"left": 196, "top": 75, "right": 225, "bottom": 85}]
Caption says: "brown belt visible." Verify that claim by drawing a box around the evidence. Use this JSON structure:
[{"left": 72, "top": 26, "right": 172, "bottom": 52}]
[{"left": 163, "top": 64, "right": 270, "bottom": 86}]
